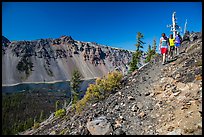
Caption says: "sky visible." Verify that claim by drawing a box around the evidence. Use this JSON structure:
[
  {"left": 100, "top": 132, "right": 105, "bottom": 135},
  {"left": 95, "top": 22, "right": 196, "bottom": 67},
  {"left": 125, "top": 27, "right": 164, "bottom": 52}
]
[{"left": 2, "top": 2, "right": 202, "bottom": 52}]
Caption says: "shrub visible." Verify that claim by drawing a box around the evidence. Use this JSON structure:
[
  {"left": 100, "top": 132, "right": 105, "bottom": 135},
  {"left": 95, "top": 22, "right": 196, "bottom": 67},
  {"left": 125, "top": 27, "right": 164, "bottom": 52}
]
[
  {"left": 195, "top": 75, "right": 202, "bottom": 81},
  {"left": 32, "top": 122, "right": 40, "bottom": 129},
  {"left": 75, "top": 71, "right": 122, "bottom": 113},
  {"left": 59, "top": 129, "right": 67, "bottom": 135},
  {"left": 54, "top": 108, "right": 66, "bottom": 118}
]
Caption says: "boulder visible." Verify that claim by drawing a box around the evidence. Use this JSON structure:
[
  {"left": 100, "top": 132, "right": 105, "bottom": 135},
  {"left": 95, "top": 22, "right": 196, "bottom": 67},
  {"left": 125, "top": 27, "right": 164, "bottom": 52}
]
[
  {"left": 137, "top": 102, "right": 143, "bottom": 109},
  {"left": 128, "top": 96, "right": 135, "bottom": 100},
  {"left": 132, "top": 70, "right": 138, "bottom": 76},
  {"left": 187, "top": 82, "right": 200, "bottom": 92},
  {"left": 131, "top": 104, "right": 138, "bottom": 112},
  {"left": 160, "top": 77, "right": 174, "bottom": 84},
  {"left": 49, "top": 130, "right": 56, "bottom": 135},
  {"left": 176, "top": 82, "right": 190, "bottom": 91},
  {"left": 166, "top": 129, "right": 182, "bottom": 135},
  {"left": 114, "top": 128, "right": 126, "bottom": 135},
  {"left": 86, "top": 116, "right": 112, "bottom": 135},
  {"left": 138, "top": 111, "right": 146, "bottom": 118}
]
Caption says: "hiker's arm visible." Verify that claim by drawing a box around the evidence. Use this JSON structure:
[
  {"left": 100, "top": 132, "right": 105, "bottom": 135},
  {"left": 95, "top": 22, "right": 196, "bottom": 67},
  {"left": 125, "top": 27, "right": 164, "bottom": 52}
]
[
  {"left": 159, "top": 39, "right": 162, "bottom": 51},
  {"left": 168, "top": 39, "right": 170, "bottom": 46}
]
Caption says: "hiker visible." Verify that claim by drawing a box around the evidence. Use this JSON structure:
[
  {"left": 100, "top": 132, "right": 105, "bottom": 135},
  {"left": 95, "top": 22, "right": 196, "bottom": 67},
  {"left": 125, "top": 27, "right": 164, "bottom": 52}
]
[
  {"left": 174, "top": 32, "right": 182, "bottom": 56},
  {"left": 159, "top": 33, "right": 169, "bottom": 65},
  {"left": 168, "top": 34, "right": 175, "bottom": 59}
]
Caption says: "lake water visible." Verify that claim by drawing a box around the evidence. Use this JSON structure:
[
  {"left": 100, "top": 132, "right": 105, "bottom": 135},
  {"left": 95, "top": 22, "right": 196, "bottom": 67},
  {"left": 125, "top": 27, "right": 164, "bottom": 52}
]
[{"left": 2, "top": 79, "right": 96, "bottom": 96}]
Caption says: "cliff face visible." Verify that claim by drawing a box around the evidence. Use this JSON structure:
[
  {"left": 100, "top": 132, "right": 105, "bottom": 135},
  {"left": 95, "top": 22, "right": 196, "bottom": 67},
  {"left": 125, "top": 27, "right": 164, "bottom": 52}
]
[{"left": 2, "top": 36, "right": 132, "bottom": 85}]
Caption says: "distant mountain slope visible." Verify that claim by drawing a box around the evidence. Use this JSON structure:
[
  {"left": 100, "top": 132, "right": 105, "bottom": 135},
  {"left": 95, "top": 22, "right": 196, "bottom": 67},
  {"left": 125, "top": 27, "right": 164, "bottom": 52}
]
[
  {"left": 2, "top": 36, "right": 132, "bottom": 85},
  {"left": 2, "top": 36, "right": 11, "bottom": 45}
]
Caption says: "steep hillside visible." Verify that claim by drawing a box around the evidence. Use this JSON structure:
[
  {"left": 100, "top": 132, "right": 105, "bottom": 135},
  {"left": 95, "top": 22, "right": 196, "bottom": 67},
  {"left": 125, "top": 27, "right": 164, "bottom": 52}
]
[
  {"left": 20, "top": 32, "right": 202, "bottom": 135},
  {"left": 2, "top": 36, "right": 132, "bottom": 85}
]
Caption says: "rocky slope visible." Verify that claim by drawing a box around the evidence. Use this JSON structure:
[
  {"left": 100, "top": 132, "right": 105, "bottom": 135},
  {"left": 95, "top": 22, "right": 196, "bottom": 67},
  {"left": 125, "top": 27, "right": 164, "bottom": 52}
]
[
  {"left": 20, "top": 32, "right": 202, "bottom": 135},
  {"left": 2, "top": 36, "right": 11, "bottom": 45},
  {"left": 2, "top": 35, "right": 132, "bottom": 85}
]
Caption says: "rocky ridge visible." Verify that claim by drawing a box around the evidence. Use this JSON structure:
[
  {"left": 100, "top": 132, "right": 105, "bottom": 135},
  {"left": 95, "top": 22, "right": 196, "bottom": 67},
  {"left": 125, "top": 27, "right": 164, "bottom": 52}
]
[{"left": 2, "top": 35, "right": 132, "bottom": 85}]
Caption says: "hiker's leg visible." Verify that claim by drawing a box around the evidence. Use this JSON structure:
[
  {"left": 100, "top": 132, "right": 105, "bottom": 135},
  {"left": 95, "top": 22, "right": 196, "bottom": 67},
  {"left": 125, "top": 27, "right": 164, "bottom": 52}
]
[
  {"left": 162, "top": 53, "right": 166, "bottom": 64},
  {"left": 175, "top": 47, "right": 177, "bottom": 55},
  {"left": 171, "top": 47, "right": 173, "bottom": 58},
  {"left": 172, "top": 47, "right": 175, "bottom": 58},
  {"left": 170, "top": 48, "right": 172, "bottom": 58},
  {"left": 167, "top": 47, "right": 170, "bottom": 60}
]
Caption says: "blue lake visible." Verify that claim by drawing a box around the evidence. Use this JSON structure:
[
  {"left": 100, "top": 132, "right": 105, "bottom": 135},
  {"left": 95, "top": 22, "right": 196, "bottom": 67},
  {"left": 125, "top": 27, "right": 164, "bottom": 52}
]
[{"left": 2, "top": 79, "right": 96, "bottom": 97}]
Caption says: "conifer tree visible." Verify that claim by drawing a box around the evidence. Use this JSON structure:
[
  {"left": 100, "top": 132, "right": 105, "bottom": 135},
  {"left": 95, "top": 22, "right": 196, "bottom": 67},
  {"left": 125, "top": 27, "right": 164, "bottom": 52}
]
[
  {"left": 130, "top": 32, "right": 145, "bottom": 72},
  {"left": 151, "top": 38, "right": 158, "bottom": 58},
  {"left": 70, "top": 70, "right": 82, "bottom": 105},
  {"left": 145, "top": 38, "right": 157, "bottom": 63},
  {"left": 152, "top": 38, "right": 156, "bottom": 52},
  {"left": 145, "top": 44, "right": 152, "bottom": 63}
]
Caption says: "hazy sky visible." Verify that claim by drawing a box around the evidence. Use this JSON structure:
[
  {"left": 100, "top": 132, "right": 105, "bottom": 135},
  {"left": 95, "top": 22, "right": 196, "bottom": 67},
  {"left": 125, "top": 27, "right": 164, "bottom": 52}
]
[{"left": 2, "top": 2, "right": 202, "bottom": 52}]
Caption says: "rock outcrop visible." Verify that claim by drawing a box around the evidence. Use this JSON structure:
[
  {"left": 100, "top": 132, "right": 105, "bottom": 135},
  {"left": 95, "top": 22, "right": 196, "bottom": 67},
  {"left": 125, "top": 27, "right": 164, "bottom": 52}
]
[
  {"left": 20, "top": 32, "right": 202, "bottom": 135},
  {"left": 2, "top": 36, "right": 10, "bottom": 54},
  {"left": 2, "top": 36, "right": 10, "bottom": 46}
]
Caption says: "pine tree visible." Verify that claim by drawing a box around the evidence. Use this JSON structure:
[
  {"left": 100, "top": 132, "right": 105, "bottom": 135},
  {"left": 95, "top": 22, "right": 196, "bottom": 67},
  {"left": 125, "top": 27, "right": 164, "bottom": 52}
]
[
  {"left": 151, "top": 38, "right": 158, "bottom": 58},
  {"left": 152, "top": 38, "right": 157, "bottom": 53},
  {"left": 136, "top": 32, "right": 145, "bottom": 50},
  {"left": 145, "top": 44, "right": 152, "bottom": 63},
  {"left": 145, "top": 38, "right": 157, "bottom": 63},
  {"left": 130, "top": 32, "right": 145, "bottom": 72},
  {"left": 70, "top": 70, "right": 82, "bottom": 105}
]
